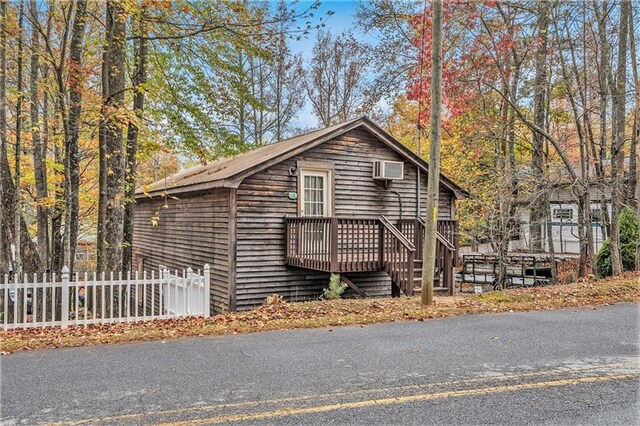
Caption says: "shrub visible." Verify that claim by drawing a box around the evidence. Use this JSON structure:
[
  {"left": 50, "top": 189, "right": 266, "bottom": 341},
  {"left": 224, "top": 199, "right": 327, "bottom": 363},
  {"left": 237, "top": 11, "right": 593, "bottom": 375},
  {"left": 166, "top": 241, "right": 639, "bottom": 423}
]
[
  {"left": 322, "top": 274, "right": 348, "bottom": 300},
  {"left": 595, "top": 208, "right": 638, "bottom": 277}
]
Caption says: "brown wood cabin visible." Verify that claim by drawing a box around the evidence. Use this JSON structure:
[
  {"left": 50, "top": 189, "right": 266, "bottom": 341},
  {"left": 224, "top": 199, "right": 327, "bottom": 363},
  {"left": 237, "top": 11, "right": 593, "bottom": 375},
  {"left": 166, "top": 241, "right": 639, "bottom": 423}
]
[{"left": 133, "top": 117, "right": 469, "bottom": 314}]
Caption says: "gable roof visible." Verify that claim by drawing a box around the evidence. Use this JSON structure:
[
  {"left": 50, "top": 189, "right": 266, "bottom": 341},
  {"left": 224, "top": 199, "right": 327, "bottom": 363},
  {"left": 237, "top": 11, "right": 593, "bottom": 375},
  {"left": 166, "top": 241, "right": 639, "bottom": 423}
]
[{"left": 137, "top": 116, "right": 470, "bottom": 199}]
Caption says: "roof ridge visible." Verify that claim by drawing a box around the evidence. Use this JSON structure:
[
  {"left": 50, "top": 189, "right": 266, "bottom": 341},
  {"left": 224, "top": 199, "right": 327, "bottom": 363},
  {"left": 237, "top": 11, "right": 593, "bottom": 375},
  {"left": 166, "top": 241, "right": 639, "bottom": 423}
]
[{"left": 138, "top": 117, "right": 368, "bottom": 195}]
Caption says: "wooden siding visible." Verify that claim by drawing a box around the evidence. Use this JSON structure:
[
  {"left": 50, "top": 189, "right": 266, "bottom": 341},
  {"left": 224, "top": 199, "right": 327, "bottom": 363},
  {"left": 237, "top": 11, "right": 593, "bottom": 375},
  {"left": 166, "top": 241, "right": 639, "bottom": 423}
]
[
  {"left": 132, "top": 189, "right": 230, "bottom": 314},
  {"left": 234, "top": 128, "right": 456, "bottom": 309}
]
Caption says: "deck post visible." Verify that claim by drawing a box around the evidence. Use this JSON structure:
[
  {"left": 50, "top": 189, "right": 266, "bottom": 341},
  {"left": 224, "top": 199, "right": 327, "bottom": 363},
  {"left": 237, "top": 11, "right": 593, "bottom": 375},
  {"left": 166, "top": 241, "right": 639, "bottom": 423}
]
[
  {"left": 407, "top": 250, "right": 414, "bottom": 296},
  {"left": 378, "top": 222, "right": 384, "bottom": 269},
  {"left": 285, "top": 218, "right": 290, "bottom": 262},
  {"left": 413, "top": 220, "right": 420, "bottom": 261},
  {"left": 330, "top": 217, "right": 339, "bottom": 272},
  {"left": 448, "top": 250, "right": 454, "bottom": 295}
]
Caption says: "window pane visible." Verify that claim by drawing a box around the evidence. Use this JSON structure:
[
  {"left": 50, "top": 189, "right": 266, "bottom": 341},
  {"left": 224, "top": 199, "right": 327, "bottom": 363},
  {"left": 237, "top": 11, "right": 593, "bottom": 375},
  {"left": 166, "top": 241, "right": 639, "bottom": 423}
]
[{"left": 302, "top": 172, "right": 327, "bottom": 217}]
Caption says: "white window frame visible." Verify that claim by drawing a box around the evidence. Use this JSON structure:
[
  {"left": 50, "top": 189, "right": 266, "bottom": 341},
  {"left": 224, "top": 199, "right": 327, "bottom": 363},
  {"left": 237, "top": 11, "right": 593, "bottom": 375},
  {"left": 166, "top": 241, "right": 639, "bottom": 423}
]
[
  {"left": 300, "top": 168, "right": 332, "bottom": 217},
  {"left": 553, "top": 208, "right": 574, "bottom": 221}
]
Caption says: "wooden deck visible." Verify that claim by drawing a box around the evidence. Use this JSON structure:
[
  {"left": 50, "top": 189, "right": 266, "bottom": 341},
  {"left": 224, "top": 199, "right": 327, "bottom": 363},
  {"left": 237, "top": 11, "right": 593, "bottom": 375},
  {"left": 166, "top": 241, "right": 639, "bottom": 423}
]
[{"left": 285, "top": 216, "right": 458, "bottom": 296}]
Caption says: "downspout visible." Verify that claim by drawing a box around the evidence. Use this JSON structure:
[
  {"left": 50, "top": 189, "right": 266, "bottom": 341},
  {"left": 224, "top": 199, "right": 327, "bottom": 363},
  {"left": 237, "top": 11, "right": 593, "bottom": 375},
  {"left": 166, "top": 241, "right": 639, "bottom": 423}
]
[{"left": 417, "top": 168, "right": 421, "bottom": 218}]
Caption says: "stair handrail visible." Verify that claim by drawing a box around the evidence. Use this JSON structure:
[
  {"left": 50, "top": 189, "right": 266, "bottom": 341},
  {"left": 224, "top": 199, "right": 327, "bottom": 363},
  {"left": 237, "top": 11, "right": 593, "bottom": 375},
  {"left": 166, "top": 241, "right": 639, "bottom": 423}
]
[
  {"left": 379, "top": 216, "right": 415, "bottom": 296},
  {"left": 379, "top": 216, "right": 415, "bottom": 252},
  {"left": 417, "top": 217, "right": 456, "bottom": 252}
]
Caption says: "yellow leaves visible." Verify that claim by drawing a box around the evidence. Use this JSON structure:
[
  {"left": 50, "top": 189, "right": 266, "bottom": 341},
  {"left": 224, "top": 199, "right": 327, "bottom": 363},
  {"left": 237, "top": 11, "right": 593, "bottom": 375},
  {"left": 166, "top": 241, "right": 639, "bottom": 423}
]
[
  {"left": 151, "top": 211, "right": 160, "bottom": 227},
  {"left": 2, "top": 272, "right": 637, "bottom": 354}
]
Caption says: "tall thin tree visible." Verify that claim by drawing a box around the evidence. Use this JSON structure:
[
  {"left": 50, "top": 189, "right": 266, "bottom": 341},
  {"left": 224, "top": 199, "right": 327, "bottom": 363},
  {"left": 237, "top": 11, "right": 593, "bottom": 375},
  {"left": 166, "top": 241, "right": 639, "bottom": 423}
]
[
  {"left": 14, "top": 0, "right": 25, "bottom": 275},
  {"left": 98, "top": 0, "right": 127, "bottom": 272},
  {"left": 0, "top": 0, "right": 8, "bottom": 272},
  {"left": 610, "top": 0, "right": 630, "bottom": 275},
  {"left": 123, "top": 4, "right": 147, "bottom": 272},
  {"left": 29, "top": 0, "right": 48, "bottom": 268},
  {"left": 529, "top": 1, "right": 549, "bottom": 253},
  {"left": 65, "top": 0, "right": 88, "bottom": 273}
]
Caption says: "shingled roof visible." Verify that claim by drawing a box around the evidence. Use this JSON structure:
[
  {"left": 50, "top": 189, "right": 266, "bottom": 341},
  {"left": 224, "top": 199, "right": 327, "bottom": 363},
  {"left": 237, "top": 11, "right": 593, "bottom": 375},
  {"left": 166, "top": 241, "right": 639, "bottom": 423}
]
[{"left": 137, "top": 116, "right": 469, "bottom": 198}]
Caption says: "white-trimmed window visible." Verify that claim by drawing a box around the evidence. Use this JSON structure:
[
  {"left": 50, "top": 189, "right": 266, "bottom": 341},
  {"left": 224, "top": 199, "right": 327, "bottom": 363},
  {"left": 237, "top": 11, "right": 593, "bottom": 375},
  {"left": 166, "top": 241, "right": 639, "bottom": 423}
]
[
  {"left": 553, "top": 208, "right": 574, "bottom": 221},
  {"left": 301, "top": 169, "right": 331, "bottom": 217}
]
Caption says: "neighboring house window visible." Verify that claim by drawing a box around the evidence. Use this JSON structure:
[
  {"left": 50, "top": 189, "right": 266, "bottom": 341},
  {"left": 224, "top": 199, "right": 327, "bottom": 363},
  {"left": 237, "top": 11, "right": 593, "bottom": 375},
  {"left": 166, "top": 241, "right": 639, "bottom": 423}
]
[
  {"left": 553, "top": 208, "right": 573, "bottom": 221},
  {"left": 591, "top": 208, "right": 602, "bottom": 222}
]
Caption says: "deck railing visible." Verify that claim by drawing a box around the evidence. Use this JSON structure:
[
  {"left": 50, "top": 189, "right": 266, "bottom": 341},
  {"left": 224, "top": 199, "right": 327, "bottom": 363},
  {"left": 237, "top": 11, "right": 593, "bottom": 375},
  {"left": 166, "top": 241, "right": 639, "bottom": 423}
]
[
  {"left": 379, "top": 217, "right": 415, "bottom": 296},
  {"left": 285, "top": 216, "right": 415, "bottom": 295},
  {"left": 398, "top": 217, "right": 458, "bottom": 294},
  {"left": 437, "top": 219, "right": 459, "bottom": 266}
]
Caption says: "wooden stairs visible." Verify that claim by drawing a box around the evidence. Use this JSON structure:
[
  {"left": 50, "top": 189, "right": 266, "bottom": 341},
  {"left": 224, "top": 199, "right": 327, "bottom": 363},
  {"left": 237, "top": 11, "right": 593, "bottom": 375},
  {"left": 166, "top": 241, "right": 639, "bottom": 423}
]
[
  {"left": 284, "top": 215, "right": 458, "bottom": 298},
  {"left": 412, "top": 259, "right": 449, "bottom": 295}
]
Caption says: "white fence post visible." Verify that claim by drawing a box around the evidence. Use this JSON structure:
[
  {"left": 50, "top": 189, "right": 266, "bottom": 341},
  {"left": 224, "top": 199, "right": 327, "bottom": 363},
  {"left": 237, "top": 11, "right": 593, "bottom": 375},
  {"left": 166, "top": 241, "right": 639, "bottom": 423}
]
[
  {"left": 203, "top": 264, "right": 210, "bottom": 318},
  {"left": 61, "top": 266, "right": 70, "bottom": 329},
  {"left": 162, "top": 269, "right": 169, "bottom": 316},
  {"left": 187, "top": 267, "right": 193, "bottom": 315}
]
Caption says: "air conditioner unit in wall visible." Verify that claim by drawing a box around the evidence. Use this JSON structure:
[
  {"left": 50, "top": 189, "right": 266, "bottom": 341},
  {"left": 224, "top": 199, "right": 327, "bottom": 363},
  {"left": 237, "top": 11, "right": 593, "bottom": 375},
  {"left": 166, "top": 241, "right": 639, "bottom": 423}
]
[{"left": 372, "top": 160, "right": 404, "bottom": 180}]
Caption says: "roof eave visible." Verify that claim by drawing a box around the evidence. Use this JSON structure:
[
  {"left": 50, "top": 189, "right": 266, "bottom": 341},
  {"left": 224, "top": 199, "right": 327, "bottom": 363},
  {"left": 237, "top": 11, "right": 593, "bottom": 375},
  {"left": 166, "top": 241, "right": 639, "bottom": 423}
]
[{"left": 137, "top": 116, "right": 471, "bottom": 199}]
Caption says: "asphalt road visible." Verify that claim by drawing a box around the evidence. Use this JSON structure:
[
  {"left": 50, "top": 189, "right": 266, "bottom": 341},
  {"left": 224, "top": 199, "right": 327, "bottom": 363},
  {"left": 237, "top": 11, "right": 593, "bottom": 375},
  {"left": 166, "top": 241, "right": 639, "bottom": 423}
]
[{"left": 1, "top": 303, "right": 638, "bottom": 425}]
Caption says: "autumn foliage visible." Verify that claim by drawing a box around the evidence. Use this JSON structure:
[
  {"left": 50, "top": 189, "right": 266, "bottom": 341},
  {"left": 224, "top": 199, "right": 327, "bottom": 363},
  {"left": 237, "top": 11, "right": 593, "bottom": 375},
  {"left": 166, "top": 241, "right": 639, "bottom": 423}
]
[{"left": 2, "top": 273, "right": 638, "bottom": 354}]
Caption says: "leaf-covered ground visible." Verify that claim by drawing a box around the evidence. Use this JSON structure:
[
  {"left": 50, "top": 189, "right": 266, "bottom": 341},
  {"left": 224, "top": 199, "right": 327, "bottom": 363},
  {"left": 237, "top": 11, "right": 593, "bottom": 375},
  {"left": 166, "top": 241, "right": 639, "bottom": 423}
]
[{"left": 1, "top": 273, "right": 638, "bottom": 354}]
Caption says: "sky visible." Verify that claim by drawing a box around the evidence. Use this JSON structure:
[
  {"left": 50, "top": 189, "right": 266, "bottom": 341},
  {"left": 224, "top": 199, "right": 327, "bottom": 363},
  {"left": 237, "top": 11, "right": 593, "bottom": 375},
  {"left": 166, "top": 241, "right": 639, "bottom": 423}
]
[{"left": 286, "top": 0, "right": 371, "bottom": 129}]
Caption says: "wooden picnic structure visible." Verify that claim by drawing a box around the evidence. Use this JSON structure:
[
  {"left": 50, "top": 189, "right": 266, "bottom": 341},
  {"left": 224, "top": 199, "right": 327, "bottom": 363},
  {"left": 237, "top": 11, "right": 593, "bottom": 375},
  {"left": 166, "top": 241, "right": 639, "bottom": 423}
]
[
  {"left": 458, "top": 254, "right": 561, "bottom": 291},
  {"left": 133, "top": 117, "right": 468, "bottom": 313}
]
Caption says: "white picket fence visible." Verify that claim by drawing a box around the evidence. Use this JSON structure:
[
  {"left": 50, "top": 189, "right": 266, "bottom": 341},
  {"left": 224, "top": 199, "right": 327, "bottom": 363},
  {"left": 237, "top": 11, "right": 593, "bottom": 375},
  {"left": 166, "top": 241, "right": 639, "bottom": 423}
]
[{"left": 0, "top": 265, "right": 210, "bottom": 330}]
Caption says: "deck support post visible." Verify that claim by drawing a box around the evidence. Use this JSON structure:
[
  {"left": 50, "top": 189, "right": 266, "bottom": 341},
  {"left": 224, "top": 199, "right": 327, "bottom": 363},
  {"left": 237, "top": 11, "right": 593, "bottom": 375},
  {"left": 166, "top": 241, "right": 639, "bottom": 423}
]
[
  {"left": 330, "top": 217, "right": 338, "bottom": 272},
  {"left": 378, "top": 223, "right": 385, "bottom": 269}
]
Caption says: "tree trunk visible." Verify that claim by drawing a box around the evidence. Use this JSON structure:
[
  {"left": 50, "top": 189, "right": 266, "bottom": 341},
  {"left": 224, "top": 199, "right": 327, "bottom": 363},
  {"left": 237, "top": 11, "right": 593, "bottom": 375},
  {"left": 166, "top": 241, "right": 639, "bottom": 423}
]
[
  {"left": 631, "top": 4, "right": 640, "bottom": 271},
  {"left": 29, "top": 0, "right": 49, "bottom": 268},
  {"left": 553, "top": 5, "right": 590, "bottom": 276},
  {"left": 545, "top": 196, "right": 557, "bottom": 282},
  {"left": 65, "top": 0, "right": 88, "bottom": 274},
  {"left": 51, "top": 143, "right": 64, "bottom": 273},
  {"left": 0, "top": 1, "right": 41, "bottom": 275},
  {"left": 15, "top": 0, "right": 25, "bottom": 275},
  {"left": 98, "top": 0, "right": 127, "bottom": 273},
  {"left": 628, "top": 5, "right": 639, "bottom": 211},
  {"left": 123, "top": 9, "right": 147, "bottom": 272},
  {"left": 421, "top": 0, "right": 442, "bottom": 306},
  {"left": 529, "top": 1, "right": 549, "bottom": 253},
  {"left": 610, "top": 0, "right": 629, "bottom": 275},
  {"left": 96, "top": 29, "right": 108, "bottom": 272},
  {"left": 0, "top": 0, "right": 9, "bottom": 272},
  {"left": 594, "top": 2, "right": 611, "bottom": 239}
]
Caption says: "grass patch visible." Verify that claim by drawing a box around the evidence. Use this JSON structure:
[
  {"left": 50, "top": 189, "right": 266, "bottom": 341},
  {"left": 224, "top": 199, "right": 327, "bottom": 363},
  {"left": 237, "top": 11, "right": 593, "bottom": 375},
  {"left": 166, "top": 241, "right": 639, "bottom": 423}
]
[
  {"left": 1, "top": 272, "right": 638, "bottom": 354},
  {"left": 477, "top": 292, "right": 534, "bottom": 304}
]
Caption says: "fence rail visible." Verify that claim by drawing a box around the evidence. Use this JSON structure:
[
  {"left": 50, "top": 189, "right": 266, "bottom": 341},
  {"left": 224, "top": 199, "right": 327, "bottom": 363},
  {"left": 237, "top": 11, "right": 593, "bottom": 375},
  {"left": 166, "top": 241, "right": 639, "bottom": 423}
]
[{"left": 1, "top": 265, "right": 210, "bottom": 330}]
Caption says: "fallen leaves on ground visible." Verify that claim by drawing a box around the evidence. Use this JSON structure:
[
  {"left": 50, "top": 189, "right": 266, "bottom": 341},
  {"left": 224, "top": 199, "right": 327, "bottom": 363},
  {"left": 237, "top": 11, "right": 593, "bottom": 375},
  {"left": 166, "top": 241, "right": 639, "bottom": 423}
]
[{"left": 1, "top": 272, "right": 638, "bottom": 354}]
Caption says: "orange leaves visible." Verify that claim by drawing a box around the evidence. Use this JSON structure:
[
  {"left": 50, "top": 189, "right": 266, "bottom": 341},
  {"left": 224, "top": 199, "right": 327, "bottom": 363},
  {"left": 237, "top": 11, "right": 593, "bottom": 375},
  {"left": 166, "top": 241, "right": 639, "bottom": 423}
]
[{"left": 1, "top": 272, "right": 638, "bottom": 355}]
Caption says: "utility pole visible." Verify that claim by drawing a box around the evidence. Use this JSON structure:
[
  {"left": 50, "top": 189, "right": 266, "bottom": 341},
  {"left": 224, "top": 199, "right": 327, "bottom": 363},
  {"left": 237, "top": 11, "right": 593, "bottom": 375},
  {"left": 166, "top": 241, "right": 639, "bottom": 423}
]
[{"left": 421, "top": 0, "right": 443, "bottom": 306}]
